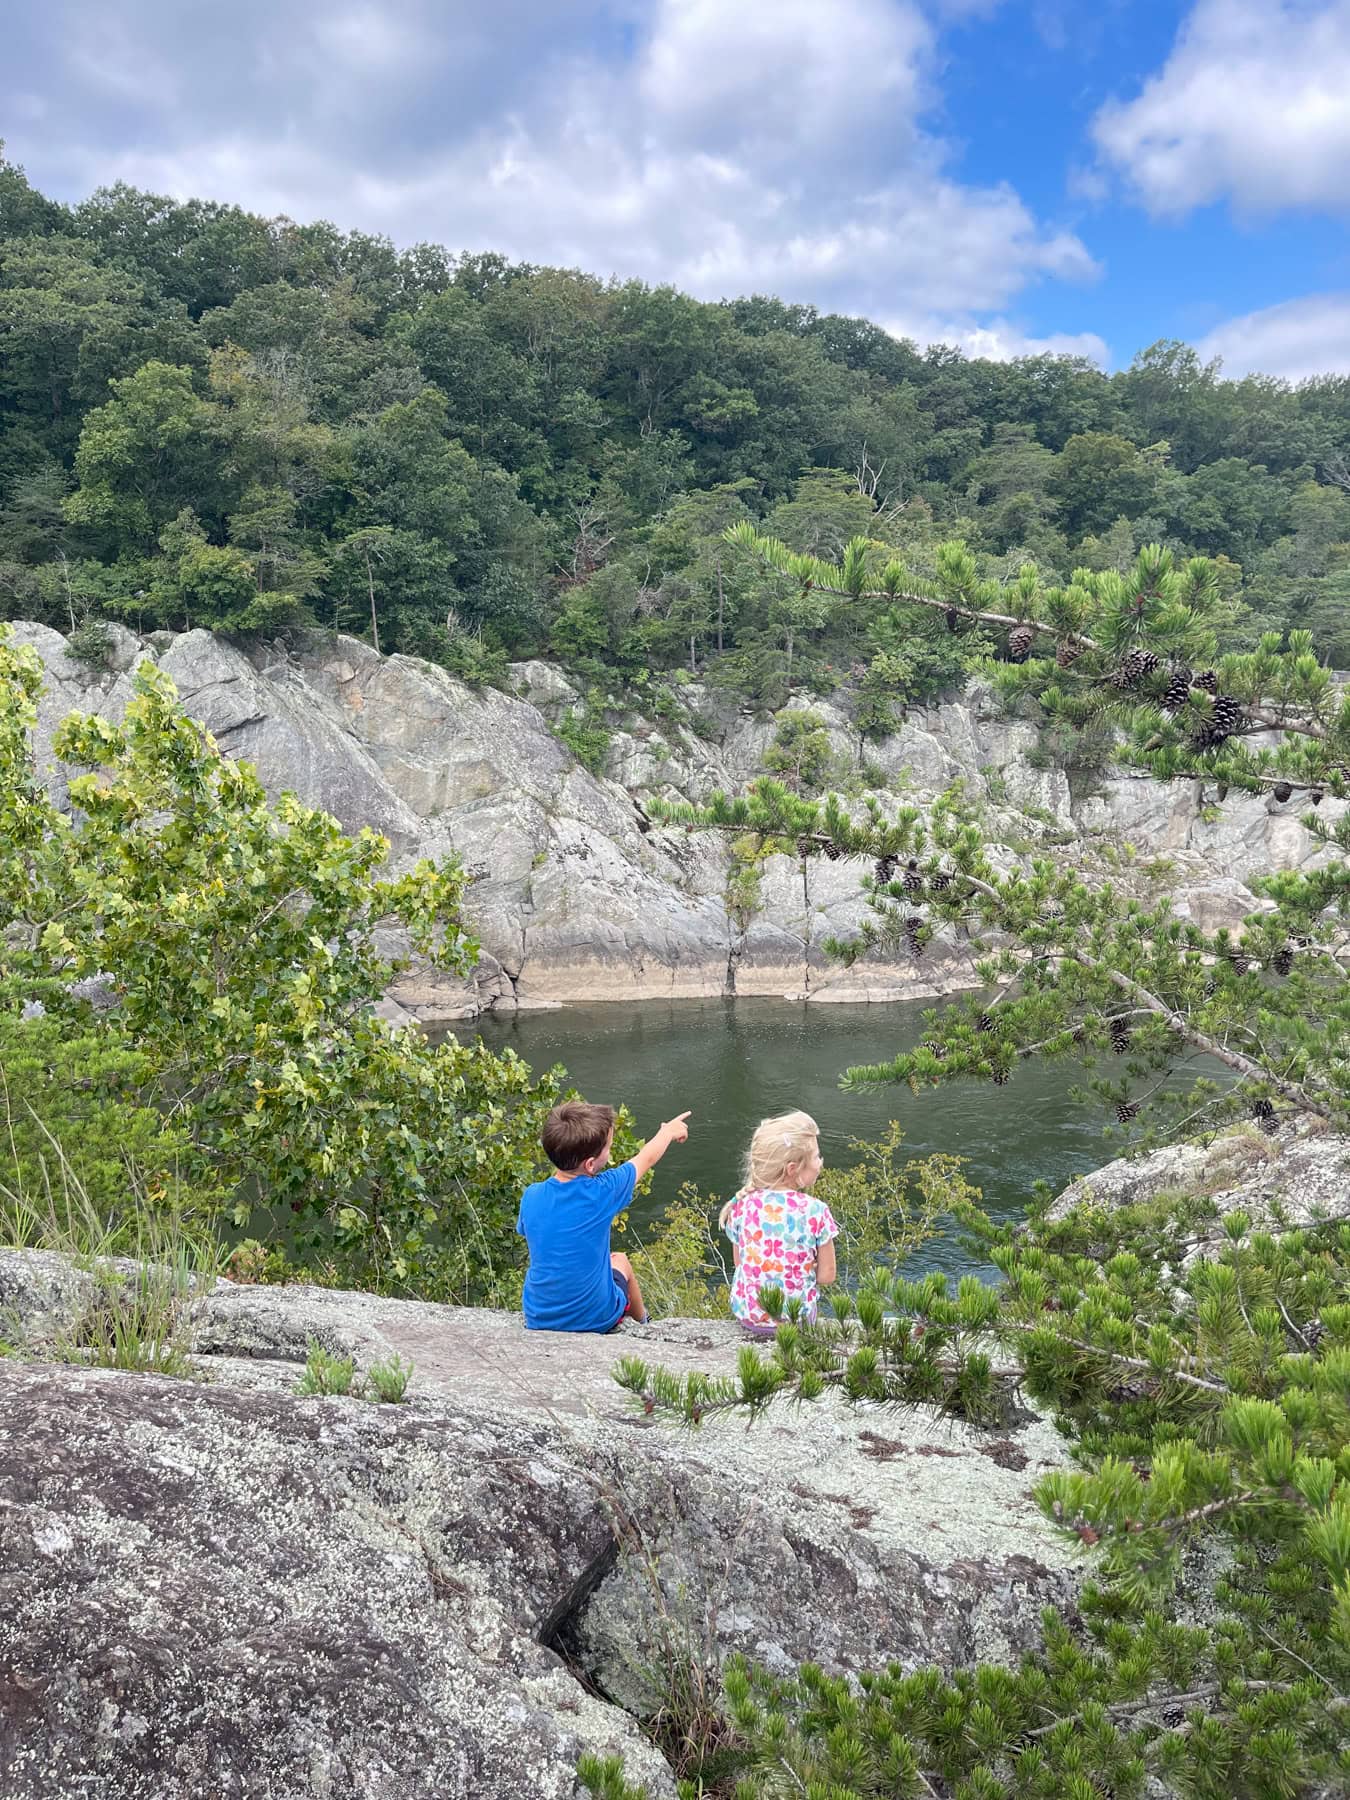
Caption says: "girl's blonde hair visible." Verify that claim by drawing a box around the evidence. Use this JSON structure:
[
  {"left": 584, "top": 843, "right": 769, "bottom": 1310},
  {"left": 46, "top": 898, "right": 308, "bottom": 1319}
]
[{"left": 718, "top": 1110, "right": 820, "bottom": 1230}]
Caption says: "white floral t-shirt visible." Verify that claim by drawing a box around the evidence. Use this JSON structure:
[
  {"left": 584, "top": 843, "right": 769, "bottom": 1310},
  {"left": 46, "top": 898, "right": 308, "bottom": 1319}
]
[{"left": 723, "top": 1187, "right": 838, "bottom": 1327}]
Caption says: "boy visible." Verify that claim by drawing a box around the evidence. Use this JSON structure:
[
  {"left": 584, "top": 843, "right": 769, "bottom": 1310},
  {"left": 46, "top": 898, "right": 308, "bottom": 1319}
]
[{"left": 517, "top": 1100, "right": 691, "bottom": 1332}]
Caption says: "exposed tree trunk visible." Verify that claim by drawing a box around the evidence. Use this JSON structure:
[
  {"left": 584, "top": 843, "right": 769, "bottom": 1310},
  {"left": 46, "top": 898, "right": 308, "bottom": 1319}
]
[
  {"left": 58, "top": 551, "right": 75, "bottom": 633},
  {"left": 715, "top": 555, "right": 725, "bottom": 654},
  {"left": 363, "top": 547, "right": 380, "bottom": 656}
]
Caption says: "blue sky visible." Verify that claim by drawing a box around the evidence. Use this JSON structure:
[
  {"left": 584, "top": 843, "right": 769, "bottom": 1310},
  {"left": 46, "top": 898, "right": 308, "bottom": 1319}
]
[{"left": 5, "top": 0, "right": 1350, "bottom": 378}]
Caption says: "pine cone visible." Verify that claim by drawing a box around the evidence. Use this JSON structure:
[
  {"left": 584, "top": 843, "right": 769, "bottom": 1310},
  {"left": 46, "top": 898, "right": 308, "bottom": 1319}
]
[
  {"left": 919, "top": 1039, "right": 946, "bottom": 1061},
  {"left": 902, "top": 861, "right": 924, "bottom": 893},
  {"left": 1161, "top": 666, "right": 1192, "bottom": 711},
  {"left": 904, "top": 915, "right": 925, "bottom": 958},
  {"left": 1116, "top": 1099, "right": 1140, "bottom": 1124},
  {"left": 874, "top": 855, "right": 898, "bottom": 884},
  {"left": 1202, "top": 975, "right": 1217, "bottom": 999},
  {"left": 1056, "top": 639, "right": 1081, "bottom": 669},
  {"left": 1272, "top": 780, "right": 1293, "bottom": 803},
  {"left": 1311, "top": 789, "right": 1325, "bottom": 805},
  {"left": 1161, "top": 1705, "right": 1187, "bottom": 1729},
  {"left": 1110, "top": 648, "right": 1160, "bottom": 688},
  {"left": 1109, "top": 1017, "right": 1132, "bottom": 1054},
  {"left": 823, "top": 841, "right": 844, "bottom": 862},
  {"left": 945, "top": 605, "right": 961, "bottom": 634},
  {"left": 1191, "top": 693, "right": 1244, "bottom": 751},
  {"left": 930, "top": 871, "right": 952, "bottom": 894},
  {"left": 976, "top": 1011, "right": 994, "bottom": 1033},
  {"left": 1227, "top": 947, "right": 1250, "bottom": 976},
  {"left": 1195, "top": 669, "right": 1219, "bottom": 694},
  {"left": 796, "top": 836, "right": 813, "bottom": 859},
  {"left": 1305, "top": 1320, "right": 1325, "bottom": 1350},
  {"left": 1252, "top": 1096, "right": 1275, "bottom": 1123},
  {"left": 1212, "top": 694, "right": 1243, "bottom": 735},
  {"left": 991, "top": 1067, "right": 1009, "bottom": 1086},
  {"left": 1107, "top": 1377, "right": 1154, "bottom": 1402},
  {"left": 1272, "top": 944, "right": 1294, "bottom": 977},
  {"left": 1007, "top": 623, "right": 1034, "bottom": 663}
]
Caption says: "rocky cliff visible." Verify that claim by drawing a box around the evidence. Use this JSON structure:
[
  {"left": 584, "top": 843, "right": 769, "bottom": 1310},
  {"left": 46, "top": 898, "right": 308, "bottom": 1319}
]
[
  {"left": 10, "top": 622, "right": 1343, "bottom": 1018},
  {"left": 0, "top": 1251, "right": 1077, "bottom": 1800}
]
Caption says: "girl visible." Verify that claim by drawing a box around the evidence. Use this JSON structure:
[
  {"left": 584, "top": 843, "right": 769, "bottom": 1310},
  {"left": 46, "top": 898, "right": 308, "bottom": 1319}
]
[{"left": 719, "top": 1110, "right": 838, "bottom": 1334}]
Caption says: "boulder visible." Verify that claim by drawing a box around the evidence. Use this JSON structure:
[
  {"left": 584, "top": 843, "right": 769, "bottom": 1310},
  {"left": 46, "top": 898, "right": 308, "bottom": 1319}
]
[
  {"left": 0, "top": 1257, "right": 1080, "bottom": 1799},
  {"left": 1049, "top": 1125, "right": 1350, "bottom": 1236}
]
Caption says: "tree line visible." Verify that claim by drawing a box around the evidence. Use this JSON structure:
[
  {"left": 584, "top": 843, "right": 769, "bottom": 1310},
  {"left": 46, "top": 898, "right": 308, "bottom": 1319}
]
[{"left": 2, "top": 149, "right": 1349, "bottom": 714}]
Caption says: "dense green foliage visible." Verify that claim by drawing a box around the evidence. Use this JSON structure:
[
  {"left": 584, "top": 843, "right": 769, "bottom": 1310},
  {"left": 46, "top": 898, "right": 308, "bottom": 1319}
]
[
  {"left": 590, "top": 1179, "right": 1350, "bottom": 1798},
  {"left": 655, "top": 537, "right": 1350, "bottom": 1144},
  {"left": 3, "top": 151, "right": 1349, "bottom": 720},
  {"left": 0, "top": 626, "right": 559, "bottom": 1299}
]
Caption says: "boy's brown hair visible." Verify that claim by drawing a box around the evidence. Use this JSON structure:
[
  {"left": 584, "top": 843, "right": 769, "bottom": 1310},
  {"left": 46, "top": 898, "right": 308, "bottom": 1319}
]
[{"left": 542, "top": 1100, "right": 616, "bottom": 1171}]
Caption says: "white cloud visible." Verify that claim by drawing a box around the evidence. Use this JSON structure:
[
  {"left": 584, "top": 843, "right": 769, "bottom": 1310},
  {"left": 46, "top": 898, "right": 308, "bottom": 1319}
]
[
  {"left": 888, "top": 314, "right": 1109, "bottom": 364},
  {"left": 1196, "top": 293, "right": 1350, "bottom": 381},
  {"left": 1093, "top": 0, "right": 1350, "bottom": 217},
  {"left": 4, "top": 0, "right": 1099, "bottom": 331},
  {"left": 637, "top": 0, "right": 930, "bottom": 160},
  {"left": 312, "top": 7, "right": 434, "bottom": 75}
]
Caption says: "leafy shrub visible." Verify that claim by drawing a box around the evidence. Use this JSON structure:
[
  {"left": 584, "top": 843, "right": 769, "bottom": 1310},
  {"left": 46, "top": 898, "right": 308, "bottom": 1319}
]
[
  {"left": 814, "top": 1121, "right": 979, "bottom": 1280},
  {"left": 0, "top": 1006, "right": 216, "bottom": 1226},
  {"left": 0, "top": 633, "right": 562, "bottom": 1303},
  {"left": 398, "top": 614, "right": 510, "bottom": 689},
  {"left": 761, "top": 709, "right": 838, "bottom": 794},
  {"left": 621, "top": 1184, "right": 732, "bottom": 1321},
  {"left": 557, "top": 701, "right": 612, "bottom": 774},
  {"left": 723, "top": 834, "right": 763, "bottom": 932},
  {"left": 63, "top": 619, "right": 117, "bottom": 670}
]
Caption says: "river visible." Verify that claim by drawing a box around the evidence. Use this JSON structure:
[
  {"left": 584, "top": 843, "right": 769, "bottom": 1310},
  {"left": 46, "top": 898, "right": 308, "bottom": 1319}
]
[{"left": 473, "top": 995, "right": 1156, "bottom": 1283}]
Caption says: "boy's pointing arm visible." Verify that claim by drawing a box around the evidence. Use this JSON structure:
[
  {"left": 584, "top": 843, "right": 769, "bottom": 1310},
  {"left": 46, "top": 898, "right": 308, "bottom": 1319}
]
[{"left": 628, "top": 1111, "right": 692, "bottom": 1182}]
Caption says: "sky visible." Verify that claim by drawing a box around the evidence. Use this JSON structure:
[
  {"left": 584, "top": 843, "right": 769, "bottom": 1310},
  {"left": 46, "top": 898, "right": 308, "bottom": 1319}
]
[{"left": 5, "top": 0, "right": 1350, "bottom": 379}]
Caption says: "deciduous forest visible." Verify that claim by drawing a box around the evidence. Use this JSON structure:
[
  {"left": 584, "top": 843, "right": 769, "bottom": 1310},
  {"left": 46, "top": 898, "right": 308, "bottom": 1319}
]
[{"left": 4, "top": 149, "right": 1349, "bottom": 713}]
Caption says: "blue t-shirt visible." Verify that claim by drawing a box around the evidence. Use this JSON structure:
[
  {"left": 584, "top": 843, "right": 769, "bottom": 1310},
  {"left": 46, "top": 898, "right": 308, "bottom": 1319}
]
[{"left": 517, "top": 1161, "right": 637, "bottom": 1332}]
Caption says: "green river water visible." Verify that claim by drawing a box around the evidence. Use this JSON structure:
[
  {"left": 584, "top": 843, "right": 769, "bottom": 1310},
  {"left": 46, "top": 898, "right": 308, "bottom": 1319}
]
[{"left": 473, "top": 996, "right": 1167, "bottom": 1283}]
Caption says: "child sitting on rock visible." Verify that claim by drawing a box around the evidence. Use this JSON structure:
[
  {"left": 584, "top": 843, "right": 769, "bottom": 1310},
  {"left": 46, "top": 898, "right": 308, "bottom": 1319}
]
[
  {"left": 518, "top": 1099, "right": 690, "bottom": 1332},
  {"left": 719, "top": 1110, "right": 838, "bottom": 1335}
]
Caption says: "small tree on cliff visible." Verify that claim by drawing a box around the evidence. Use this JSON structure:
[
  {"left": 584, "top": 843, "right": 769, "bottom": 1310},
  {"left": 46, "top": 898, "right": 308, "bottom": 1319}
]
[{"left": 652, "top": 532, "right": 1350, "bottom": 1142}]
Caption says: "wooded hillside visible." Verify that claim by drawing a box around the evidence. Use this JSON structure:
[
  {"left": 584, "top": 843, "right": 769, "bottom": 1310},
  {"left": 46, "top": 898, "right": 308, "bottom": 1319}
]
[{"left": 3, "top": 151, "right": 1349, "bottom": 703}]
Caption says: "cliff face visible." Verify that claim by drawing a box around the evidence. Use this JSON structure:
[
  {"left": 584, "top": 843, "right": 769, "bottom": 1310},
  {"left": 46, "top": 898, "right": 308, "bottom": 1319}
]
[{"left": 10, "top": 621, "right": 1343, "bottom": 1017}]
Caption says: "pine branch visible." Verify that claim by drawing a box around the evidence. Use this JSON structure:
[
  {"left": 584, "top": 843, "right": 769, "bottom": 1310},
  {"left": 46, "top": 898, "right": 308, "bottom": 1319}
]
[
  {"left": 1098, "top": 964, "right": 1333, "bottom": 1119},
  {"left": 1059, "top": 1488, "right": 1263, "bottom": 1544},
  {"left": 1027, "top": 1680, "right": 1347, "bottom": 1741},
  {"left": 1009, "top": 1324, "right": 1231, "bottom": 1395},
  {"left": 1247, "top": 707, "right": 1328, "bottom": 741}
]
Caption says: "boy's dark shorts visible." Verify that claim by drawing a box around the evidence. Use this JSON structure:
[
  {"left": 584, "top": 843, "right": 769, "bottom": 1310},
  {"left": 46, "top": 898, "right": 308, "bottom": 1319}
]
[{"left": 604, "top": 1270, "right": 632, "bottom": 1333}]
